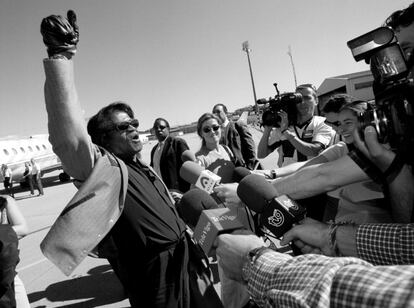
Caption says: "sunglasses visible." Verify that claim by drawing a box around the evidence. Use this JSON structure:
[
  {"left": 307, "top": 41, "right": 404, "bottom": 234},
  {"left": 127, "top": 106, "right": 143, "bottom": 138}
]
[
  {"left": 113, "top": 118, "right": 139, "bottom": 131},
  {"left": 202, "top": 125, "right": 220, "bottom": 134},
  {"left": 325, "top": 120, "right": 341, "bottom": 127}
]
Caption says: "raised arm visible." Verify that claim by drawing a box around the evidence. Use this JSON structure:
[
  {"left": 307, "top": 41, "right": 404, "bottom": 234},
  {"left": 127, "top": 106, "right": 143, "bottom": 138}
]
[
  {"left": 271, "top": 154, "right": 368, "bottom": 199},
  {"left": 41, "top": 11, "right": 98, "bottom": 181},
  {"left": 257, "top": 126, "right": 276, "bottom": 158}
]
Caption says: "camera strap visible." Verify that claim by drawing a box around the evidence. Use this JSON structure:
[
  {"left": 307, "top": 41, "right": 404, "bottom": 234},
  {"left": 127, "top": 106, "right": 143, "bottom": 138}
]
[{"left": 293, "top": 119, "right": 312, "bottom": 162}]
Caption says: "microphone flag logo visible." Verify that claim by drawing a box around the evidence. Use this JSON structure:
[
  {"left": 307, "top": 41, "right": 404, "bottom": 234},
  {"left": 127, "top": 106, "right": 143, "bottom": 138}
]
[
  {"left": 195, "top": 170, "right": 221, "bottom": 194},
  {"left": 200, "top": 176, "right": 210, "bottom": 189},
  {"left": 268, "top": 209, "right": 284, "bottom": 227}
]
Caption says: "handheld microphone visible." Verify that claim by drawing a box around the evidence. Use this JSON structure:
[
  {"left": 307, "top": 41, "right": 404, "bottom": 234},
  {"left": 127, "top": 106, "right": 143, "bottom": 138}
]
[
  {"left": 232, "top": 166, "right": 251, "bottom": 183},
  {"left": 179, "top": 161, "right": 221, "bottom": 194},
  {"left": 178, "top": 189, "right": 244, "bottom": 256},
  {"left": 181, "top": 150, "right": 197, "bottom": 163},
  {"left": 237, "top": 174, "right": 306, "bottom": 238},
  {"left": 177, "top": 188, "right": 223, "bottom": 228}
]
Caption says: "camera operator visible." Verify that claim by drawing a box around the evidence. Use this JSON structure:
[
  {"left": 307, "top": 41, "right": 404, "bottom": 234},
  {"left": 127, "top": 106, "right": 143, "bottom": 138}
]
[
  {"left": 257, "top": 84, "right": 333, "bottom": 167},
  {"left": 252, "top": 93, "right": 351, "bottom": 180},
  {"left": 257, "top": 84, "right": 334, "bottom": 220}
]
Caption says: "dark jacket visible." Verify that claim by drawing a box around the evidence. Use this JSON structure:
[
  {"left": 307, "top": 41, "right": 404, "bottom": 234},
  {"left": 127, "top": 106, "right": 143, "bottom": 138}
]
[
  {"left": 150, "top": 136, "right": 190, "bottom": 193},
  {"left": 222, "top": 121, "right": 258, "bottom": 170}
]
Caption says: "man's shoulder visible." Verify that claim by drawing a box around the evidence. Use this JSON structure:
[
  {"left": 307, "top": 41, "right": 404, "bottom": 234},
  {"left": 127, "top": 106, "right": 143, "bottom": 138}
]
[
  {"left": 170, "top": 136, "right": 188, "bottom": 146},
  {"left": 150, "top": 142, "right": 159, "bottom": 151},
  {"left": 233, "top": 120, "right": 251, "bottom": 135},
  {"left": 310, "top": 115, "right": 327, "bottom": 125}
]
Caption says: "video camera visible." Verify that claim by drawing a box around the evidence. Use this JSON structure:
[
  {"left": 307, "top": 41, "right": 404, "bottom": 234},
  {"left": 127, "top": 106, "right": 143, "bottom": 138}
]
[
  {"left": 257, "top": 83, "right": 302, "bottom": 127},
  {"left": 347, "top": 26, "right": 414, "bottom": 156}
]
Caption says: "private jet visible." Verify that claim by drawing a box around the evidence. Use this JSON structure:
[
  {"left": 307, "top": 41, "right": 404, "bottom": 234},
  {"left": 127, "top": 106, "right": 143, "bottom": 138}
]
[{"left": 0, "top": 134, "right": 68, "bottom": 187}]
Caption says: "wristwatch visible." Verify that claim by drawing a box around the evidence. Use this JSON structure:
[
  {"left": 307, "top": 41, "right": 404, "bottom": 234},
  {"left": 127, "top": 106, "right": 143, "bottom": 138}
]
[{"left": 242, "top": 246, "right": 270, "bottom": 283}]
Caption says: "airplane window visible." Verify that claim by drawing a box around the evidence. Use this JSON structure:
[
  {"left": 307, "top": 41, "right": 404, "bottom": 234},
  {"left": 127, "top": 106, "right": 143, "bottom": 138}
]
[
  {"left": 20, "top": 147, "right": 25, "bottom": 153},
  {"left": 3, "top": 149, "right": 9, "bottom": 155},
  {"left": 42, "top": 144, "right": 47, "bottom": 150},
  {"left": 28, "top": 146, "right": 33, "bottom": 152},
  {"left": 12, "top": 148, "right": 17, "bottom": 155},
  {"left": 36, "top": 145, "right": 40, "bottom": 151}
]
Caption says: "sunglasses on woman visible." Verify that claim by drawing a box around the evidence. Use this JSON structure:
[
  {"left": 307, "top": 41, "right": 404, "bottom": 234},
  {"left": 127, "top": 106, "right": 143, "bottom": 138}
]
[
  {"left": 114, "top": 119, "right": 139, "bottom": 131},
  {"left": 202, "top": 125, "right": 220, "bottom": 134}
]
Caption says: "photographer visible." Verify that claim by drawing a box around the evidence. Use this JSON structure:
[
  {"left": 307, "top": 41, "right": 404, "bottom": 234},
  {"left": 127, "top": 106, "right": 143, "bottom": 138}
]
[
  {"left": 252, "top": 93, "right": 351, "bottom": 180},
  {"left": 257, "top": 84, "right": 333, "bottom": 167},
  {"left": 257, "top": 84, "right": 335, "bottom": 220}
]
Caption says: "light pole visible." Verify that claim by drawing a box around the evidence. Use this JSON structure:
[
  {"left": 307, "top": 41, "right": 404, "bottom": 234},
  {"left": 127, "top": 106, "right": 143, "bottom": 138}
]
[
  {"left": 242, "top": 41, "right": 258, "bottom": 114},
  {"left": 287, "top": 45, "right": 298, "bottom": 88}
]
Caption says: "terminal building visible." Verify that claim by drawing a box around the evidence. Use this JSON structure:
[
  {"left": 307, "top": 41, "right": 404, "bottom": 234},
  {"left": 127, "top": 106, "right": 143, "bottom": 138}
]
[{"left": 317, "top": 70, "right": 374, "bottom": 111}]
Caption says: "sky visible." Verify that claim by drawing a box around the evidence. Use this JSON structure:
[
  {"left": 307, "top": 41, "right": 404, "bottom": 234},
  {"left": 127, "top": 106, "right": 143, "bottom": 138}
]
[{"left": 0, "top": 0, "right": 412, "bottom": 137}]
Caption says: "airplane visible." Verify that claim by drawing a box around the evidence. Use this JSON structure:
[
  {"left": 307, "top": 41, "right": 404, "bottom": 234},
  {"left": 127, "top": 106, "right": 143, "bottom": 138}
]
[{"left": 0, "top": 134, "right": 69, "bottom": 188}]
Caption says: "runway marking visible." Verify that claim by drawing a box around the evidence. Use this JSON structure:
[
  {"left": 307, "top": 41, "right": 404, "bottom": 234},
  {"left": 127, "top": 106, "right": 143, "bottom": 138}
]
[{"left": 17, "top": 258, "right": 48, "bottom": 272}]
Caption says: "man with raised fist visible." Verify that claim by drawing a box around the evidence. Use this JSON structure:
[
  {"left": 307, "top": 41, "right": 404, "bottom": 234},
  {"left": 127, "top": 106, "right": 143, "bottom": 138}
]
[{"left": 39, "top": 11, "right": 191, "bottom": 308}]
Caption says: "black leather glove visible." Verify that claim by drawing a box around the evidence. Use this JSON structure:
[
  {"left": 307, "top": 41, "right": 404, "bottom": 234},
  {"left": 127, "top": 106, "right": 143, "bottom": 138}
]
[{"left": 40, "top": 10, "right": 79, "bottom": 58}]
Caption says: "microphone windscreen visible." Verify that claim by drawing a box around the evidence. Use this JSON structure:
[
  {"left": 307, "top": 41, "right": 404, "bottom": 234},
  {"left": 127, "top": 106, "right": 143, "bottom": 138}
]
[
  {"left": 177, "top": 188, "right": 220, "bottom": 228},
  {"left": 180, "top": 161, "right": 204, "bottom": 185},
  {"left": 181, "top": 150, "right": 197, "bottom": 162},
  {"left": 237, "top": 174, "right": 277, "bottom": 213},
  {"left": 233, "top": 166, "right": 251, "bottom": 183}
]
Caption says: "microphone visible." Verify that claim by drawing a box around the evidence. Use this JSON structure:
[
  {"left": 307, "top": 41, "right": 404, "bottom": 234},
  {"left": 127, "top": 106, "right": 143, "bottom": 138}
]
[
  {"left": 177, "top": 188, "right": 223, "bottom": 228},
  {"left": 181, "top": 150, "right": 197, "bottom": 162},
  {"left": 179, "top": 161, "right": 221, "bottom": 194},
  {"left": 178, "top": 189, "right": 244, "bottom": 256},
  {"left": 232, "top": 166, "right": 251, "bottom": 183},
  {"left": 237, "top": 174, "right": 306, "bottom": 238}
]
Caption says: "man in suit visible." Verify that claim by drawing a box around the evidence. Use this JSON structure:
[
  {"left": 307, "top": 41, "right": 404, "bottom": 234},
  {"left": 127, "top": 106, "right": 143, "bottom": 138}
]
[
  {"left": 150, "top": 118, "right": 190, "bottom": 193},
  {"left": 40, "top": 11, "right": 190, "bottom": 308},
  {"left": 212, "top": 103, "right": 259, "bottom": 170}
]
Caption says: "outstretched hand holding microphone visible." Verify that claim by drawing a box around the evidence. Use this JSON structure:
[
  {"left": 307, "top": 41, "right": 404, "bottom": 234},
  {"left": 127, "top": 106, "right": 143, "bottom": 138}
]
[{"left": 280, "top": 126, "right": 413, "bottom": 256}]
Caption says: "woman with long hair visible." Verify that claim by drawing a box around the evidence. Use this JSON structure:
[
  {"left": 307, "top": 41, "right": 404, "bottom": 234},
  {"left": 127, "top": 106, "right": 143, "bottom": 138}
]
[{"left": 195, "top": 113, "right": 235, "bottom": 183}]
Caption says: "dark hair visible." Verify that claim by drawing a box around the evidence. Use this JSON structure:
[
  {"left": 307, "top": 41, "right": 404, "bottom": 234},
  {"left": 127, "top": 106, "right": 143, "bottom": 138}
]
[
  {"left": 87, "top": 101, "right": 134, "bottom": 147},
  {"left": 153, "top": 117, "right": 170, "bottom": 129},
  {"left": 323, "top": 94, "right": 356, "bottom": 114},
  {"left": 384, "top": 2, "right": 414, "bottom": 29},
  {"left": 339, "top": 100, "right": 368, "bottom": 116},
  {"left": 212, "top": 103, "right": 228, "bottom": 114},
  {"left": 196, "top": 113, "right": 221, "bottom": 146},
  {"left": 296, "top": 84, "right": 317, "bottom": 97}
]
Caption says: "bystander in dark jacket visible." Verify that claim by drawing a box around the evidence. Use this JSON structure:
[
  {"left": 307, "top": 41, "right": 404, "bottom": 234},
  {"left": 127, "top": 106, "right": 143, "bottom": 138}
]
[{"left": 150, "top": 118, "right": 191, "bottom": 193}]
